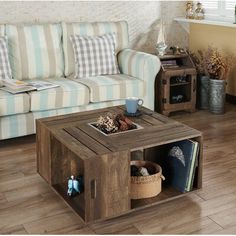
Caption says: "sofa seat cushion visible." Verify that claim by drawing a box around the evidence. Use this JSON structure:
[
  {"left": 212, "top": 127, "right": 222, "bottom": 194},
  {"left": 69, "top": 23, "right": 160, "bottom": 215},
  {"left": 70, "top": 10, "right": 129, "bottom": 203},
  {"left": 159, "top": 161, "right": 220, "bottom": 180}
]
[
  {"left": 28, "top": 78, "right": 90, "bottom": 111},
  {"left": 0, "top": 90, "right": 30, "bottom": 116},
  {"left": 76, "top": 74, "right": 144, "bottom": 102}
]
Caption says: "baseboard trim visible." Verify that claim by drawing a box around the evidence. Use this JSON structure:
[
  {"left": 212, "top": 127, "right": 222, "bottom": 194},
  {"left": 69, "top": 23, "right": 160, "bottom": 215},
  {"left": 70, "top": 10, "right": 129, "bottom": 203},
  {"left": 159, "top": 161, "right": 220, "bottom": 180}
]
[{"left": 226, "top": 94, "right": 236, "bottom": 104}]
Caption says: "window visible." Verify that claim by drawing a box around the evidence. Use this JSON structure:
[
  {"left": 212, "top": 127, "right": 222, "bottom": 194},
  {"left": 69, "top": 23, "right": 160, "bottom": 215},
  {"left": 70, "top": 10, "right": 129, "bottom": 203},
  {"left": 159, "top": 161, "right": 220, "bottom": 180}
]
[{"left": 202, "top": 0, "right": 236, "bottom": 21}]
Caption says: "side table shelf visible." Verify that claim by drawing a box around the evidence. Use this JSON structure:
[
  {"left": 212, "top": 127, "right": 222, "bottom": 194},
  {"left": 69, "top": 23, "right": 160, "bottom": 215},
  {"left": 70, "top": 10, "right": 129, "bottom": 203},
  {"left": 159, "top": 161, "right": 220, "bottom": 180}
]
[{"left": 155, "top": 53, "right": 197, "bottom": 116}]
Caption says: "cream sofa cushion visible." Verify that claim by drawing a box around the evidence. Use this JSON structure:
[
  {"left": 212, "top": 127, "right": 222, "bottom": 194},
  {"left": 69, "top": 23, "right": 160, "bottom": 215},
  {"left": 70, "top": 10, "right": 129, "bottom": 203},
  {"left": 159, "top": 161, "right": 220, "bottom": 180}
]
[
  {"left": 0, "top": 25, "right": 4, "bottom": 36},
  {"left": 0, "top": 36, "right": 13, "bottom": 81},
  {"left": 75, "top": 74, "right": 144, "bottom": 103},
  {"left": 28, "top": 78, "right": 90, "bottom": 111},
  {"left": 0, "top": 25, "right": 9, "bottom": 88},
  {"left": 0, "top": 90, "right": 30, "bottom": 116},
  {"left": 5, "top": 23, "right": 64, "bottom": 80}
]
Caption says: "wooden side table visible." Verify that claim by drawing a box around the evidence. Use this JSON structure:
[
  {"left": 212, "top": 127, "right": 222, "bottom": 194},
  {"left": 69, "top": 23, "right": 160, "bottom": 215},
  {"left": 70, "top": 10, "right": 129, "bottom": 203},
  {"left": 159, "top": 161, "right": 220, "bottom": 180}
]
[{"left": 155, "top": 53, "right": 197, "bottom": 116}]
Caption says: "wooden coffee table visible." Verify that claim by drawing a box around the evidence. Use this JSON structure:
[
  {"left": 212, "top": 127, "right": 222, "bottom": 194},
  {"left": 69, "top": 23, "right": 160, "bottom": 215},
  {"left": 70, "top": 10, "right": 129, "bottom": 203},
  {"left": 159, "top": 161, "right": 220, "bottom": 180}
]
[{"left": 36, "top": 106, "right": 202, "bottom": 223}]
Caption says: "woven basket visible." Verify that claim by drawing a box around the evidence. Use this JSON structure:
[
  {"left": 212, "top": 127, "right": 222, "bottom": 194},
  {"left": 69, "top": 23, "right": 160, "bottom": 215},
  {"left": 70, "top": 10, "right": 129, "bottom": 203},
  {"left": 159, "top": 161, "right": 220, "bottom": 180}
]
[{"left": 130, "top": 160, "right": 165, "bottom": 199}]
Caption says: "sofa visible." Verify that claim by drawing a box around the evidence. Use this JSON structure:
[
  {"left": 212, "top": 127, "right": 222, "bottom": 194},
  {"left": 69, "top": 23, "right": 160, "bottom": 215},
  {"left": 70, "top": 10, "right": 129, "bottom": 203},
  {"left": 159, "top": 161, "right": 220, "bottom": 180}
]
[{"left": 0, "top": 21, "right": 160, "bottom": 140}]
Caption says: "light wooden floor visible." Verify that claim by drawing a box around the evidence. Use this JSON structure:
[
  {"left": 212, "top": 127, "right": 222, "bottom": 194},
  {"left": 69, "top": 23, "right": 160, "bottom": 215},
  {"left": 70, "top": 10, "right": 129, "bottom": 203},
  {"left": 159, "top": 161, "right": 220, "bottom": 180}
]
[{"left": 1, "top": 104, "right": 236, "bottom": 234}]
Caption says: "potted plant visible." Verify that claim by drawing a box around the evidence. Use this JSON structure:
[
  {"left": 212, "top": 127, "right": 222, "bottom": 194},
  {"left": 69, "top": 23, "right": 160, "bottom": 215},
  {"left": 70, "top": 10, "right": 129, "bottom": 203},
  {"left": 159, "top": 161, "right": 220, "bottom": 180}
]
[
  {"left": 191, "top": 46, "right": 234, "bottom": 114},
  {"left": 190, "top": 50, "right": 210, "bottom": 110},
  {"left": 203, "top": 46, "right": 234, "bottom": 114}
]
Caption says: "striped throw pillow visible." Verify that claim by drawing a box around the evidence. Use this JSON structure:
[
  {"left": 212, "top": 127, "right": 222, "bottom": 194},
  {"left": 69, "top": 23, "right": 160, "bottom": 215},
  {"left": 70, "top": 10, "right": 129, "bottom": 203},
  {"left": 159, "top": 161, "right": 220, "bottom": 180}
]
[
  {"left": 0, "top": 36, "right": 12, "bottom": 81},
  {"left": 70, "top": 33, "right": 120, "bottom": 79}
]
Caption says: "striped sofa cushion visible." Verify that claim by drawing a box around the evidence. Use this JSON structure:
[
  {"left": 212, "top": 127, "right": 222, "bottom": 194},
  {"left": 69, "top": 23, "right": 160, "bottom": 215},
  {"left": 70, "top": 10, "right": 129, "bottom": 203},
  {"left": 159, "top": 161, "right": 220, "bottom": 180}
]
[
  {"left": 55, "top": 100, "right": 125, "bottom": 116},
  {"left": 62, "top": 21, "right": 129, "bottom": 77},
  {"left": 0, "top": 100, "right": 126, "bottom": 140},
  {"left": 0, "top": 90, "right": 30, "bottom": 116},
  {"left": 76, "top": 74, "right": 144, "bottom": 103},
  {"left": 28, "top": 78, "right": 90, "bottom": 111},
  {"left": 0, "top": 110, "right": 57, "bottom": 140},
  {"left": 5, "top": 23, "right": 64, "bottom": 80},
  {"left": 0, "top": 25, "right": 6, "bottom": 87},
  {"left": 0, "top": 36, "right": 13, "bottom": 80},
  {"left": 0, "top": 25, "right": 5, "bottom": 36},
  {"left": 0, "top": 26, "right": 5, "bottom": 87},
  {"left": 118, "top": 49, "right": 160, "bottom": 110},
  {"left": 0, "top": 113, "right": 35, "bottom": 140}
]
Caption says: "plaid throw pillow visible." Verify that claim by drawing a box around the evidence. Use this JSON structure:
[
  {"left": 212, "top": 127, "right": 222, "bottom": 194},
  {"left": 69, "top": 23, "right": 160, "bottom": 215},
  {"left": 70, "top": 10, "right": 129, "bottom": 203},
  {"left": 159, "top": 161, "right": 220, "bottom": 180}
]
[
  {"left": 0, "top": 36, "right": 12, "bottom": 81},
  {"left": 70, "top": 33, "right": 120, "bottom": 78}
]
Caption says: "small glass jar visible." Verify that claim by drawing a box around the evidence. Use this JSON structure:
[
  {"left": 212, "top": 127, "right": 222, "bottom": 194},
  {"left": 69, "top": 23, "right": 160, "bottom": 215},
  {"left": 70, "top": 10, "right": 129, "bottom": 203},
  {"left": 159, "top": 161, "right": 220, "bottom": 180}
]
[
  {"left": 186, "top": 1, "right": 194, "bottom": 19},
  {"left": 195, "top": 2, "right": 204, "bottom": 20},
  {"left": 234, "top": 5, "right": 236, "bottom": 24}
]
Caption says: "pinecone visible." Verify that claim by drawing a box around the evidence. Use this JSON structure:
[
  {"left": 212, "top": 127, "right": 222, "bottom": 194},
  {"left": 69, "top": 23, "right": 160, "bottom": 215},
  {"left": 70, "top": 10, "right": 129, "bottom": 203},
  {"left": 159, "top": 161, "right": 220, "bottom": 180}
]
[
  {"left": 119, "top": 120, "right": 129, "bottom": 131},
  {"left": 124, "top": 117, "right": 133, "bottom": 126}
]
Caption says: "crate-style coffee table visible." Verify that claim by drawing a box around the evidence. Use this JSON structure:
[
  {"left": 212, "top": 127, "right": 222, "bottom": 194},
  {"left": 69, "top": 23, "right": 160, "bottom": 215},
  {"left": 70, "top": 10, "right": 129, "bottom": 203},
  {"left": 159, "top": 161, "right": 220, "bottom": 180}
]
[{"left": 36, "top": 106, "right": 202, "bottom": 223}]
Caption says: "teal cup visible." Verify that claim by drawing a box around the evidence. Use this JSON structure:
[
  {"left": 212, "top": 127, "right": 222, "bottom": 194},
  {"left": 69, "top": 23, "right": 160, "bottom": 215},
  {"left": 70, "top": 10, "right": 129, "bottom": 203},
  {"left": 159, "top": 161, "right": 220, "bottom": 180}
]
[{"left": 125, "top": 97, "right": 144, "bottom": 114}]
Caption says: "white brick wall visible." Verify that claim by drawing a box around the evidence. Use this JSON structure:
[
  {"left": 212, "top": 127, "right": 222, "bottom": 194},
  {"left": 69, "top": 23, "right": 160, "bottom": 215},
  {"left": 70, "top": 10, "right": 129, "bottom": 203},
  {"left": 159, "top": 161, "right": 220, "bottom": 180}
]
[
  {"left": 0, "top": 1, "right": 188, "bottom": 53},
  {"left": 161, "top": 1, "right": 188, "bottom": 48}
]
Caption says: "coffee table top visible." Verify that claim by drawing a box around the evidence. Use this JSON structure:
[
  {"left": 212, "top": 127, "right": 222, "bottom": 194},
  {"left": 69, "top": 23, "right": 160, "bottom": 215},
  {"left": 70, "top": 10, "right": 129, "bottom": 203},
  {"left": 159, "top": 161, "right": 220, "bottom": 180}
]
[{"left": 37, "top": 106, "right": 201, "bottom": 158}]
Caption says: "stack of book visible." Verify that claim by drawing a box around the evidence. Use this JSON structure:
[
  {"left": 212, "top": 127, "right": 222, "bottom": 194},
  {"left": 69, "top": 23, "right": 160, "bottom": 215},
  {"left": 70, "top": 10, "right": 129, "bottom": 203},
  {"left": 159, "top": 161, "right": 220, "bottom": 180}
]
[
  {"left": 1, "top": 79, "right": 59, "bottom": 94},
  {"left": 161, "top": 60, "right": 179, "bottom": 68},
  {"left": 167, "top": 139, "right": 199, "bottom": 193}
]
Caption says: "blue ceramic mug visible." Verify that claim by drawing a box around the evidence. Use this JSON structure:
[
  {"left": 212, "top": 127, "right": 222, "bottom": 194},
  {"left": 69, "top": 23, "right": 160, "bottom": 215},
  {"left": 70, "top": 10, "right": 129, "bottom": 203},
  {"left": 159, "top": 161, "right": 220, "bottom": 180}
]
[{"left": 125, "top": 97, "right": 144, "bottom": 114}]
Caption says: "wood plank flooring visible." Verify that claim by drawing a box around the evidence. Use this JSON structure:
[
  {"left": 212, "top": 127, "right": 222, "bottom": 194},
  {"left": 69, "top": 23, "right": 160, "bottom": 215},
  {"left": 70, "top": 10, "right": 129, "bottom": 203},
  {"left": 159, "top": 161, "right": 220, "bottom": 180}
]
[{"left": 1, "top": 104, "right": 236, "bottom": 234}]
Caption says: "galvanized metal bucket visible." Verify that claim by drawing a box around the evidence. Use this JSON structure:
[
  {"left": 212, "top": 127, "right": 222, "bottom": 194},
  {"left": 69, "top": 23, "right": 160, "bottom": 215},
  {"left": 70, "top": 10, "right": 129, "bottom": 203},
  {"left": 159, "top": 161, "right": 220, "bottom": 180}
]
[
  {"left": 209, "top": 79, "right": 226, "bottom": 114},
  {"left": 197, "top": 75, "right": 209, "bottom": 110}
]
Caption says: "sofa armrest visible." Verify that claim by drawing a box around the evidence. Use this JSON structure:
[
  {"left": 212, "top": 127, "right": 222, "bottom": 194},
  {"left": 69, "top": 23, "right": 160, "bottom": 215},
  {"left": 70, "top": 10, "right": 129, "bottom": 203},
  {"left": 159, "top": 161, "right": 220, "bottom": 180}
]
[{"left": 118, "top": 49, "right": 161, "bottom": 111}]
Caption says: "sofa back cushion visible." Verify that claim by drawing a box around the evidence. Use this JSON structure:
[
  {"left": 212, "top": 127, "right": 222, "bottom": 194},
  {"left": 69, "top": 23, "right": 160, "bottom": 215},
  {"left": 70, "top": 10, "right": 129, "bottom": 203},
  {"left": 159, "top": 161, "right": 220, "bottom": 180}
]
[
  {"left": 5, "top": 23, "right": 64, "bottom": 80},
  {"left": 0, "top": 36, "right": 13, "bottom": 80},
  {"left": 0, "top": 25, "right": 6, "bottom": 87},
  {"left": 62, "top": 21, "right": 129, "bottom": 77},
  {"left": 0, "top": 25, "right": 4, "bottom": 36}
]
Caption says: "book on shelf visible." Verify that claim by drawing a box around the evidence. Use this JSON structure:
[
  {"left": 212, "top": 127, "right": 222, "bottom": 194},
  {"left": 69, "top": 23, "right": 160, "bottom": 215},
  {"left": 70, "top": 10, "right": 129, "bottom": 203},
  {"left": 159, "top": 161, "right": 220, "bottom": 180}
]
[
  {"left": 167, "top": 139, "right": 199, "bottom": 193},
  {"left": 186, "top": 140, "right": 199, "bottom": 192},
  {"left": 1, "top": 79, "right": 59, "bottom": 94},
  {"left": 161, "top": 60, "right": 179, "bottom": 68}
]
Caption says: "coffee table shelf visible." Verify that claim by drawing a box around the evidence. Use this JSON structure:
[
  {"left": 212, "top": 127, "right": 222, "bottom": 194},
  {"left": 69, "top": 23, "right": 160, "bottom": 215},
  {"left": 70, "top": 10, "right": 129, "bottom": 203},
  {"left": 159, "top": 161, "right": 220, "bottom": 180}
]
[
  {"left": 132, "top": 185, "right": 182, "bottom": 209},
  {"left": 36, "top": 106, "right": 202, "bottom": 223},
  {"left": 53, "top": 183, "right": 85, "bottom": 219}
]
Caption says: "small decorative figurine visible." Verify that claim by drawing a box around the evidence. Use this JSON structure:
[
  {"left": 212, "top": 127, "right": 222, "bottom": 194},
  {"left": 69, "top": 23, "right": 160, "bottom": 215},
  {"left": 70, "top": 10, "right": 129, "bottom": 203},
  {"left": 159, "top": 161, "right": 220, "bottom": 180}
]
[
  {"left": 131, "top": 165, "right": 142, "bottom": 176},
  {"left": 139, "top": 167, "right": 150, "bottom": 176},
  {"left": 130, "top": 165, "right": 150, "bottom": 176},
  {"left": 172, "top": 95, "right": 184, "bottom": 103},
  {"left": 234, "top": 5, "right": 236, "bottom": 24},
  {"left": 186, "top": 1, "right": 194, "bottom": 19},
  {"left": 170, "top": 46, "right": 185, "bottom": 55},
  {"left": 195, "top": 2, "right": 204, "bottom": 20},
  {"left": 67, "top": 175, "right": 83, "bottom": 197},
  {"left": 169, "top": 146, "right": 185, "bottom": 166},
  {"left": 156, "top": 20, "right": 167, "bottom": 56}
]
